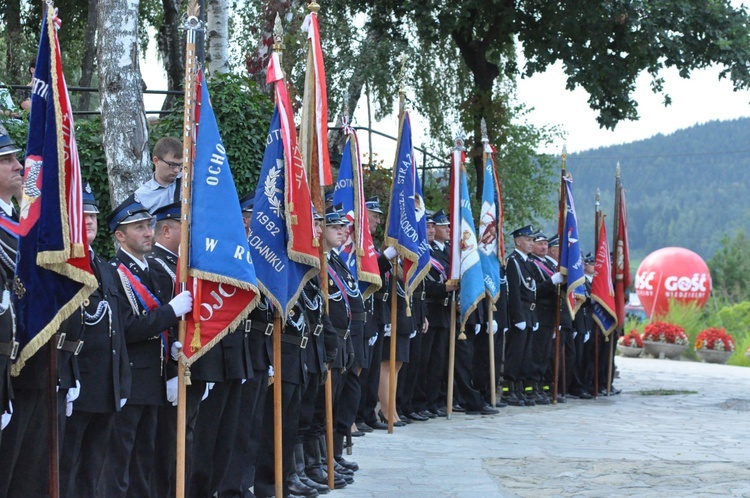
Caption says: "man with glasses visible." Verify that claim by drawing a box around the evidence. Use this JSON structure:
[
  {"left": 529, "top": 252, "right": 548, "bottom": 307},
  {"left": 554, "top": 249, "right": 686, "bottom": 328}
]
[{"left": 135, "top": 137, "right": 183, "bottom": 213}]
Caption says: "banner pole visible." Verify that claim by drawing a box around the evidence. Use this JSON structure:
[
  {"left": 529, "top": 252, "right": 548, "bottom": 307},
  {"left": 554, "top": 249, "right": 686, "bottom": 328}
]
[
  {"left": 593, "top": 189, "right": 601, "bottom": 398},
  {"left": 552, "top": 147, "right": 567, "bottom": 404},
  {"left": 446, "top": 291, "right": 457, "bottom": 419}
]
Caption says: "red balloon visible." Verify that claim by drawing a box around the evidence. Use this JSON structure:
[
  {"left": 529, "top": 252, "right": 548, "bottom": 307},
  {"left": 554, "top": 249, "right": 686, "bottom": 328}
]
[{"left": 635, "top": 247, "right": 712, "bottom": 318}]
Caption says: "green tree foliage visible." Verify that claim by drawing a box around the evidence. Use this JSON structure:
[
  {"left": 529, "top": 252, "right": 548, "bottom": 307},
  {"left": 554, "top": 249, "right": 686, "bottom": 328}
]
[{"left": 709, "top": 230, "right": 750, "bottom": 305}]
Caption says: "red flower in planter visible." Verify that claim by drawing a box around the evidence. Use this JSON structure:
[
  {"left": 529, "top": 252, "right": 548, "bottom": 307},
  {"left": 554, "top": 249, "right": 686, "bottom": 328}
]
[
  {"left": 694, "top": 327, "right": 735, "bottom": 352},
  {"left": 642, "top": 321, "right": 688, "bottom": 346},
  {"left": 618, "top": 329, "right": 644, "bottom": 348}
]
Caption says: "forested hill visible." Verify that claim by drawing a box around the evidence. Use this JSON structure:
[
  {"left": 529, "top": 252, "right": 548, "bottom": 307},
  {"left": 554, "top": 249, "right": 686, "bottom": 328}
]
[{"left": 558, "top": 117, "right": 750, "bottom": 261}]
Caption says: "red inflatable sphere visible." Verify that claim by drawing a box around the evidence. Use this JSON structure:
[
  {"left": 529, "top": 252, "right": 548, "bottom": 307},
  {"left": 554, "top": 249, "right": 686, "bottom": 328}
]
[{"left": 635, "top": 247, "right": 712, "bottom": 318}]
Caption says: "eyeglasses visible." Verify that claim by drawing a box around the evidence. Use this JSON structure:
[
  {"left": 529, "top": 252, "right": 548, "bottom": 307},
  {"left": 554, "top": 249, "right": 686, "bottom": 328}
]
[{"left": 158, "top": 157, "right": 182, "bottom": 170}]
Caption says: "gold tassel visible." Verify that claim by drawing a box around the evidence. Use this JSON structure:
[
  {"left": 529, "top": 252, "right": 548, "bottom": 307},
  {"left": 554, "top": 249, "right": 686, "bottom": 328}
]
[
  {"left": 458, "top": 326, "right": 467, "bottom": 341},
  {"left": 190, "top": 322, "right": 202, "bottom": 352},
  {"left": 185, "top": 367, "right": 192, "bottom": 386},
  {"left": 313, "top": 238, "right": 320, "bottom": 247}
]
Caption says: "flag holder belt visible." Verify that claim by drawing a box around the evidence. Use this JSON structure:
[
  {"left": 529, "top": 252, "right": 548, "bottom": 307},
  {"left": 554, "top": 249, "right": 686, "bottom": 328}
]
[
  {"left": 374, "top": 292, "right": 388, "bottom": 302},
  {"left": 523, "top": 302, "right": 536, "bottom": 311},
  {"left": 0, "top": 340, "right": 19, "bottom": 360},
  {"left": 350, "top": 312, "right": 367, "bottom": 323},
  {"left": 281, "top": 332, "right": 308, "bottom": 349},
  {"left": 425, "top": 297, "right": 450, "bottom": 306},
  {"left": 55, "top": 333, "right": 84, "bottom": 355},
  {"left": 245, "top": 320, "right": 274, "bottom": 336},
  {"left": 333, "top": 326, "right": 350, "bottom": 340}
]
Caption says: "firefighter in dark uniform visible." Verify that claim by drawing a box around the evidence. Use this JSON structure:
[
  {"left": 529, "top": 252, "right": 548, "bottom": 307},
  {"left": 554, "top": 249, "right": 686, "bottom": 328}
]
[
  {"left": 102, "top": 196, "right": 193, "bottom": 497},
  {"left": 219, "top": 194, "right": 274, "bottom": 498},
  {"left": 59, "top": 183, "right": 132, "bottom": 497},
  {"left": 502, "top": 225, "right": 538, "bottom": 407}
]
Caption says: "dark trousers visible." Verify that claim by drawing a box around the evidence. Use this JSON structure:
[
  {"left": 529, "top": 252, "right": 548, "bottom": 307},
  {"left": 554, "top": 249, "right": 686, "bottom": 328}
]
[
  {"left": 218, "top": 370, "right": 268, "bottom": 498},
  {"left": 412, "top": 326, "right": 436, "bottom": 413},
  {"left": 358, "top": 327, "right": 383, "bottom": 424},
  {"left": 188, "top": 379, "right": 243, "bottom": 498},
  {"left": 504, "top": 325, "right": 532, "bottom": 381},
  {"left": 547, "top": 326, "right": 575, "bottom": 394},
  {"left": 254, "top": 380, "right": 302, "bottom": 498},
  {"left": 472, "top": 327, "right": 503, "bottom": 403},
  {"left": 60, "top": 410, "right": 115, "bottom": 498},
  {"left": 453, "top": 328, "right": 485, "bottom": 411},
  {"left": 398, "top": 331, "right": 423, "bottom": 415},
  {"left": 102, "top": 403, "right": 159, "bottom": 498},
  {"left": 312, "top": 368, "right": 345, "bottom": 440},
  {"left": 0, "top": 388, "right": 49, "bottom": 498},
  {"left": 298, "top": 372, "right": 321, "bottom": 442}
]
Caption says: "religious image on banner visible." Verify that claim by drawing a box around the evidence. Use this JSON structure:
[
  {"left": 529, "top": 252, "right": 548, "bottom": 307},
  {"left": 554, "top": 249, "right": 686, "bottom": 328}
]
[
  {"left": 181, "top": 71, "right": 259, "bottom": 366},
  {"left": 559, "top": 175, "right": 586, "bottom": 318},
  {"left": 11, "top": 7, "right": 97, "bottom": 374},
  {"left": 478, "top": 151, "right": 501, "bottom": 301}
]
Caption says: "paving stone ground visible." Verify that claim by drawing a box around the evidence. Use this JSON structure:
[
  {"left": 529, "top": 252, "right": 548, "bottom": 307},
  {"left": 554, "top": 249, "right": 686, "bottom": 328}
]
[{"left": 334, "top": 356, "right": 750, "bottom": 497}]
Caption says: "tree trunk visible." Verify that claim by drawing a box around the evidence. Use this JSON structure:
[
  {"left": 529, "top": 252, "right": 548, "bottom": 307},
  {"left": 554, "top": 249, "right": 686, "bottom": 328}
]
[
  {"left": 206, "top": 0, "right": 229, "bottom": 77},
  {"left": 3, "top": 0, "right": 24, "bottom": 91},
  {"left": 97, "top": 0, "right": 151, "bottom": 207},
  {"left": 77, "top": 0, "right": 99, "bottom": 113},
  {"left": 157, "top": 0, "right": 185, "bottom": 112}
]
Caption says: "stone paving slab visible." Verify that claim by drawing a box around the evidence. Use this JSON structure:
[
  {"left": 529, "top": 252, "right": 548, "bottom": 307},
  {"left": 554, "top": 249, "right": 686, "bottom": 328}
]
[{"left": 336, "top": 357, "right": 750, "bottom": 497}]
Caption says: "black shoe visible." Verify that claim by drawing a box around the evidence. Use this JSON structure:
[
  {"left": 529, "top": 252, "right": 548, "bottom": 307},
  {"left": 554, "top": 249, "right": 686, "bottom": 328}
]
[
  {"left": 378, "top": 410, "right": 406, "bottom": 427},
  {"left": 287, "top": 473, "right": 319, "bottom": 498},
  {"left": 365, "top": 418, "right": 388, "bottom": 430},
  {"left": 501, "top": 393, "right": 525, "bottom": 407},
  {"left": 431, "top": 408, "right": 448, "bottom": 417},
  {"left": 466, "top": 404, "right": 499, "bottom": 415},
  {"left": 418, "top": 409, "right": 436, "bottom": 419},
  {"left": 556, "top": 394, "right": 567, "bottom": 403},
  {"left": 335, "top": 455, "right": 359, "bottom": 472},
  {"left": 299, "top": 474, "right": 329, "bottom": 494},
  {"left": 570, "top": 390, "right": 593, "bottom": 400},
  {"left": 350, "top": 430, "right": 365, "bottom": 437},
  {"left": 494, "top": 399, "right": 508, "bottom": 408},
  {"left": 452, "top": 404, "right": 465, "bottom": 412},
  {"left": 357, "top": 422, "right": 373, "bottom": 433},
  {"left": 406, "top": 411, "right": 429, "bottom": 422}
]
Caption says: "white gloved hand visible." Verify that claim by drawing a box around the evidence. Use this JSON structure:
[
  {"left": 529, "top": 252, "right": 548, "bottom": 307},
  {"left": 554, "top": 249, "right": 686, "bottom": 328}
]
[
  {"left": 532, "top": 322, "right": 539, "bottom": 331},
  {"left": 166, "top": 377, "right": 178, "bottom": 406},
  {"left": 120, "top": 398, "right": 127, "bottom": 408},
  {"left": 503, "top": 327, "right": 509, "bottom": 335},
  {"left": 384, "top": 324, "right": 392, "bottom": 337},
  {"left": 474, "top": 324, "right": 482, "bottom": 335},
  {"left": 573, "top": 331, "right": 578, "bottom": 339},
  {"left": 368, "top": 333, "right": 378, "bottom": 347},
  {"left": 169, "top": 290, "right": 193, "bottom": 317},
  {"left": 515, "top": 321, "right": 526, "bottom": 331},
  {"left": 66, "top": 380, "right": 81, "bottom": 403},
  {"left": 1, "top": 401, "right": 12, "bottom": 430},
  {"left": 171, "top": 341, "right": 182, "bottom": 361},
  {"left": 409, "top": 329, "right": 417, "bottom": 339},
  {"left": 241, "top": 379, "right": 247, "bottom": 385},
  {"left": 201, "top": 383, "right": 211, "bottom": 401},
  {"left": 207, "top": 382, "right": 215, "bottom": 391},
  {"left": 383, "top": 246, "right": 398, "bottom": 260},
  {"left": 268, "top": 365, "right": 274, "bottom": 378},
  {"left": 584, "top": 331, "right": 591, "bottom": 343},
  {"left": 66, "top": 401, "right": 73, "bottom": 417},
  {"left": 551, "top": 272, "right": 564, "bottom": 285},
  {"left": 490, "top": 320, "right": 498, "bottom": 335}
]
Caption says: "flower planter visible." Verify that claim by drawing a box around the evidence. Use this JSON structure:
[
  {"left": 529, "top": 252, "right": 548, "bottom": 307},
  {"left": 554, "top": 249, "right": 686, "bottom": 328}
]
[
  {"left": 617, "top": 344, "right": 643, "bottom": 358},
  {"left": 644, "top": 341, "right": 688, "bottom": 360},
  {"left": 696, "top": 349, "right": 732, "bottom": 364}
]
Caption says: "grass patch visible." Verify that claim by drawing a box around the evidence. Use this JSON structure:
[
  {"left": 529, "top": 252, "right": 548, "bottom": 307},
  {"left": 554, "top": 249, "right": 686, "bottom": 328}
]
[{"left": 638, "top": 389, "right": 698, "bottom": 396}]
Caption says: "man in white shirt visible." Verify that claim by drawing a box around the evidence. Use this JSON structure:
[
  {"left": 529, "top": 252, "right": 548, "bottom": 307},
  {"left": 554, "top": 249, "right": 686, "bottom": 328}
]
[{"left": 134, "top": 137, "right": 183, "bottom": 213}]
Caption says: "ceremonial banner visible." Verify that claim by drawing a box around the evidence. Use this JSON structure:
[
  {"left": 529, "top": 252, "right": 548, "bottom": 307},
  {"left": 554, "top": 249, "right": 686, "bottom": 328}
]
[
  {"left": 12, "top": 7, "right": 97, "bottom": 374},
  {"left": 250, "top": 107, "right": 319, "bottom": 318},
  {"left": 559, "top": 175, "right": 586, "bottom": 318},
  {"left": 591, "top": 219, "right": 617, "bottom": 336},
  {"left": 181, "top": 73, "right": 259, "bottom": 365},
  {"left": 300, "top": 9, "right": 332, "bottom": 186},
  {"left": 451, "top": 151, "right": 484, "bottom": 331},
  {"left": 478, "top": 152, "right": 501, "bottom": 301},
  {"left": 384, "top": 112, "right": 430, "bottom": 295},
  {"left": 332, "top": 128, "right": 381, "bottom": 299},
  {"left": 614, "top": 188, "right": 631, "bottom": 327}
]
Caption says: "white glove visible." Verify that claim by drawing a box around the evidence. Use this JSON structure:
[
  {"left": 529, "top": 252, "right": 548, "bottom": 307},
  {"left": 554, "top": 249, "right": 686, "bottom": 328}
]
[
  {"left": 515, "top": 321, "right": 526, "bottom": 331},
  {"left": 166, "top": 377, "right": 178, "bottom": 406},
  {"left": 474, "top": 324, "right": 482, "bottom": 335},
  {"left": 383, "top": 246, "right": 398, "bottom": 259},
  {"left": 532, "top": 322, "right": 539, "bottom": 331},
  {"left": 503, "top": 327, "right": 508, "bottom": 335},
  {"left": 409, "top": 329, "right": 417, "bottom": 339},
  {"left": 120, "top": 398, "right": 127, "bottom": 408},
  {"left": 66, "top": 401, "right": 74, "bottom": 417},
  {"left": 551, "top": 272, "right": 564, "bottom": 285},
  {"left": 368, "top": 333, "right": 378, "bottom": 347},
  {"left": 584, "top": 331, "right": 591, "bottom": 343},
  {"left": 490, "top": 320, "right": 498, "bottom": 335},
  {"left": 268, "top": 365, "right": 274, "bottom": 378},
  {"left": 169, "top": 290, "right": 193, "bottom": 317},
  {"left": 384, "top": 324, "right": 392, "bottom": 337},
  {"left": 241, "top": 379, "right": 247, "bottom": 385},
  {"left": 171, "top": 341, "right": 183, "bottom": 361},
  {"left": 207, "top": 382, "right": 215, "bottom": 391},
  {"left": 201, "top": 383, "right": 212, "bottom": 401},
  {"left": 573, "top": 331, "right": 578, "bottom": 339},
  {"left": 66, "top": 380, "right": 81, "bottom": 403},
  {"left": 2, "top": 400, "right": 13, "bottom": 430}
]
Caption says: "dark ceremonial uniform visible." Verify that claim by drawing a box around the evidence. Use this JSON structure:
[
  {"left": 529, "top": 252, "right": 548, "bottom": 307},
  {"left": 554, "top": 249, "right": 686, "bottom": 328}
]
[
  {"left": 0, "top": 216, "right": 16, "bottom": 445},
  {"left": 397, "top": 279, "right": 427, "bottom": 420},
  {"left": 103, "top": 248, "right": 179, "bottom": 498},
  {"left": 60, "top": 252, "right": 132, "bottom": 498},
  {"left": 572, "top": 278, "right": 596, "bottom": 396},
  {"left": 471, "top": 271, "right": 509, "bottom": 407},
  {"left": 415, "top": 240, "right": 452, "bottom": 414},
  {"left": 503, "top": 249, "right": 537, "bottom": 404},
  {"left": 219, "top": 298, "right": 273, "bottom": 498},
  {"left": 254, "top": 294, "right": 309, "bottom": 498}
]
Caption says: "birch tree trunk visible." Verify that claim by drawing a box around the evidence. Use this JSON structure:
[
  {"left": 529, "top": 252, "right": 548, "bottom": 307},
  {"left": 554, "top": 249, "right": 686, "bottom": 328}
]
[
  {"left": 157, "top": 0, "right": 184, "bottom": 111},
  {"left": 77, "top": 0, "right": 99, "bottom": 112},
  {"left": 97, "top": 0, "right": 151, "bottom": 207},
  {"left": 205, "top": 0, "right": 229, "bottom": 76}
]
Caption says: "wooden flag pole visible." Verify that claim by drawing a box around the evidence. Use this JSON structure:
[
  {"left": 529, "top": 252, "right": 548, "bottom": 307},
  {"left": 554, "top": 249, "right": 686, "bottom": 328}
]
[
  {"left": 387, "top": 260, "right": 398, "bottom": 433},
  {"left": 446, "top": 290, "right": 457, "bottom": 419},
  {"left": 175, "top": 3, "right": 201, "bottom": 496},
  {"left": 551, "top": 146, "right": 567, "bottom": 405},
  {"left": 47, "top": 341, "right": 59, "bottom": 498},
  {"left": 593, "top": 189, "right": 601, "bottom": 398},
  {"left": 607, "top": 164, "right": 622, "bottom": 397},
  {"left": 480, "top": 123, "right": 497, "bottom": 407}
]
